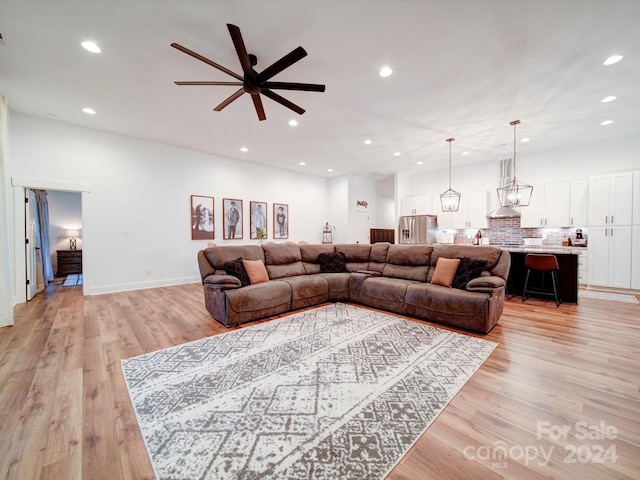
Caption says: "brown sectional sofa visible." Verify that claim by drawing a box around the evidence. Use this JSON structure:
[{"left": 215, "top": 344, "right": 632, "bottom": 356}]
[{"left": 197, "top": 242, "right": 511, "bottom": 334}]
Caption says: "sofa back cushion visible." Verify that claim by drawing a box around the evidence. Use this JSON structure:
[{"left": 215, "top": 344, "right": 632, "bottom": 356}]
[
  {"left": 382, "top": 244, "right": 432, "bottom": 282},
  {"left": 300, "top": 244, "right": 336, "bottom": 274},
  {"left": 428, "top": 245, "right": 502, "bottom": 282},
  {"left": 368, "top": 242, "right": 391, "bottom": 273},
  {"left": 335, "top": 244, "right": 372, "bottom": 272},
  {"left": 204, "top": 245, "right": 265, "bottom": 273},
  {"left": 261, "top": 242, "right": 306, "bottom": 279}
]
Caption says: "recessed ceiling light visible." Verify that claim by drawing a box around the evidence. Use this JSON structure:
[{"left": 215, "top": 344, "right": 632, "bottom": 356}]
[
  {"left": 82, "top": 107, "right": 96, "bottom": 115},
  {"left": 600, "top": 120, "right": 613, "bottom": 126},
  {"left": 601, "top": 95, "right": 617, "bottom": 103},
  {"left": 461, "top": 151, "right": 470, "bottom": 156},
  {"left": 240, "top": 147, "right": 248, "bottom": 152},
  {"left": 327, "top": 168, "right": 333, "bottom": 172},
  {"left": 393, "top": 152, "right": 401, "bottom": 157},
  {"left": 288, "top": 119, "right": 298, "bottom": 127},
  {"left": 81, "top": 41, "right": 101, "bottom": 53},
  {"left": 364, "top": 139, "right": 372, "bottom": 145},
  {"left": 520, "top": 137, "right": 531, "bottom": 143},
  {"left": 416, "top": 161, "right": 423, "bottom": 165},
  {"left": 299, "top": 161, "right": 306, "bottom": 166},
  {"left": 603, "top": 55, "right": 623, "bottom": 66},
  {"left": 379, "top": 66, "right": 393, "bottom": 77}
]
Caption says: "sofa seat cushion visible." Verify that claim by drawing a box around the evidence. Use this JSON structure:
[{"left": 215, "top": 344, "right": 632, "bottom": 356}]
[
  {"left": 224, "top": 281, "right": 291, "bottom": 314},
  {"left": 316, "top": 272, "right": 351, "bottom": 301},
  {"left": 359, "top": 277, "right": 417, "bottom": 314},
  {"left": 405, "top": 283, "right": 489, "bottom": 316},
  {"left": 282, "top": 275, "right": 329, "bottom": 300}
]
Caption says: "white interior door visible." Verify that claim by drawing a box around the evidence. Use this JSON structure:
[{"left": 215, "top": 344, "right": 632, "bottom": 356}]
[
  {"left": 350, "top": 211, "right": 370, "bottom": 244},
  {"left": 25, "top": 189, "right": 38, "bottom": 300}
]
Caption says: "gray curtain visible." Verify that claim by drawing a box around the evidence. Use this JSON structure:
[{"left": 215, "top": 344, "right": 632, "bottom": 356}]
[
  {"left": 0, "top": 97, "right": 12, "bottom": 326},
  {"left": 33, "top": 189, "right": 54, "bottom": 285}
]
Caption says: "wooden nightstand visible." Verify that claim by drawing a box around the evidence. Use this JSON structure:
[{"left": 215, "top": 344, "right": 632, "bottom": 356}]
[{"left": 57, "top": 250, "right": 82, "bottom": 276}]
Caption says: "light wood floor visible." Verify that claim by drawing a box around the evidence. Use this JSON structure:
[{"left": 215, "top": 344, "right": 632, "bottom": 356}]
[{"left": 1, "top": 281, "right": 639, "bottom": 479}]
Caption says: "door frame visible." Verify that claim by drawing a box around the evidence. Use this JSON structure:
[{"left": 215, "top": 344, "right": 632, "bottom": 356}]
[{"left": 11, "top": 177, "right": 90, "bottom": 304}]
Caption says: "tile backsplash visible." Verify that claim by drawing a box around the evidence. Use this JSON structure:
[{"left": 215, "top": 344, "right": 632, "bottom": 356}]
[{"left": 449, "top": 217, "right": 588, "bottom": 246}]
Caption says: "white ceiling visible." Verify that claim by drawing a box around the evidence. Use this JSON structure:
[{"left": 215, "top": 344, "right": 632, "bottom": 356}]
[{"left": 1, "top": 0, "right": 639, "bottom": 179}]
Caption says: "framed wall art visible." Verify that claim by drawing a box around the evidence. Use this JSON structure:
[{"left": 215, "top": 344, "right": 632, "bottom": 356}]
[
  {"left": 250, "top": 201, "right": 268, "bottom": 240},
  {"left": 223, "top": 198, "right": 243, "bottom": 240},
  {"left": 191, "top": 195, "right": 214, "bottom": 240},
  {"left": 273, "top": 203, "right": 289, "bottom": 239}
]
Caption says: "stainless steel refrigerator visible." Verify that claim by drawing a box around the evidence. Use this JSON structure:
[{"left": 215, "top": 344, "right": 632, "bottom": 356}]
[{"left": 398, "top": 215, "right": 438, "bottom": 244}]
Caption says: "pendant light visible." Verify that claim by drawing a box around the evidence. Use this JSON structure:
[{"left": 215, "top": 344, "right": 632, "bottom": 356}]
[
  {"left": 496, "top": 120, "right": 533, "bottom": 207},
  {"left": 440, "top": 137, "right": 461, "bottom": 212}
]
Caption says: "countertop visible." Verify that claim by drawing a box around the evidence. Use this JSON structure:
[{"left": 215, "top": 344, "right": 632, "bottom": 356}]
[{"left": 490, "top": 245, "right": 587, "bottom": 254}]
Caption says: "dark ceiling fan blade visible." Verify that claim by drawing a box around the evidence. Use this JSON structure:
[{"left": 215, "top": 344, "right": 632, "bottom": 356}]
[
  {"left": 257, "top": 46, "right": 307, "bottom": 83},
  {"left": 251, "top": 94, "right": 267, "bottom": 121},
  {"left": 262, "top": 81, "right": 326, "bottom": 92},
  {"left": 213, "top": 88, "right": 245, "bottom": 112},
  {"left": 175, "top": 81, "right": 243, "bottom": 86},
  {"left": 171, "top": 43, "right": 243, "bottom": 81},
  {"left": 227, "top": 24, "right": 254, "bottom": 78},
  {"left": 261, "top": 89, "right": 305, "bottom": 115}
]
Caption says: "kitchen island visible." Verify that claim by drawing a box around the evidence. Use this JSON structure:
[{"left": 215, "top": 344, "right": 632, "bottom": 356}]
[{"left": 496, "top": 246, "right": 584, "bottom": 304}]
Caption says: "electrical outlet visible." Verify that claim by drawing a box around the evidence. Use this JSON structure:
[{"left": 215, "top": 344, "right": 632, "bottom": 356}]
[{"left": 146, "top": 269, "right": 152, "bottom": 276}]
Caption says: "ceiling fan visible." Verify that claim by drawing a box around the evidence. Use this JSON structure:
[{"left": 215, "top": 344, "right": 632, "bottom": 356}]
[{"left": 171, "top": 24, "right": 326, "bottom": 121}]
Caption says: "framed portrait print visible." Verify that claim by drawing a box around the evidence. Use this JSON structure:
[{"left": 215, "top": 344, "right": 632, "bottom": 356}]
[
  {"left": 273, "top": 203, "right": 289, "bottom": 239},
  {"left": 223, "top": 198, "right": 243, "bottom": 240},
  {"left": 191, "top": 195, "right": 214, "bottom": 240},
  {"left": 250, "top": 201, "right": 268, "bottom": 240}
]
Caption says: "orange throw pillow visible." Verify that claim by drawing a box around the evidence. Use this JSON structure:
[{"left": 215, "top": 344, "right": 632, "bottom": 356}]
[
  {"left": 242, "top": 259, "right": 269, "bottom": 284},
  {"left": 431, "top": 257, "right": 461, "bottom": 288}
]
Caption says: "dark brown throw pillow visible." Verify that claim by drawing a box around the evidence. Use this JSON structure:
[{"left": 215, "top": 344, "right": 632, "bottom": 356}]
[
  {"left": 453, "top": 257, "right": 488, "bottom": 289},
  {"left": 318, "top": 252, "right": 348, "bottom": 273},
  {"left": 225, "top": 257, "right": 251, "bottom": 286}
]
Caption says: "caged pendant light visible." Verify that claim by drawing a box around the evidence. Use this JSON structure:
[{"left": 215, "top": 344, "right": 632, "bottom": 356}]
[
  {"left": 496, "top": 120, "right": 533, "bottom": 207},
  {"left": 440, "top": 137, "right": 461, "bottom": 212}
]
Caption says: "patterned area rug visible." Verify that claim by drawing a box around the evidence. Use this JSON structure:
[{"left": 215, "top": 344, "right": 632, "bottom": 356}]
[
  {"left": 579, "top": 290, "right": 639, "bottom": 304},
  {"left": 62, "top": 274, "right": 83, "bottom": 286},
  {"left": 122, "top": 303, "right": 497, "bottom": 480}
]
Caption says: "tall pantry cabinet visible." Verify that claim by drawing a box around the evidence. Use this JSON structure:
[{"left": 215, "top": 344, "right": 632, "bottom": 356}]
[{"left": 587, "top": 172, "right": 634, "bottom": 289}]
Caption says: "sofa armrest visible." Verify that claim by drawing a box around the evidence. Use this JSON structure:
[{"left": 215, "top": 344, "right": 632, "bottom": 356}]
[
  {"left": 203, "top": 274, "right": 242, "bottom": 289},
  {"left": 465, "top": 275, "right": 505, "bottom": 292}
]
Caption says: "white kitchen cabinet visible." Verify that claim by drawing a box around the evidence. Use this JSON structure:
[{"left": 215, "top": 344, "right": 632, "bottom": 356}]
[
  {"left": 587, "top": 224, "right": 632, "bottom": 289},
  {"left": 520, "top": 182, "right": 570, "bottom": 227},
  {"left": 439, "top": 191, "right": 488, "bottom": 229},
  {"left": 576, "top": 249, "right": 588, "bottom": 285},
  {"left": 569, "top": 179, "right": 589, "bottom": 227},
  {"left": 633, "top": 226, "right": 640, "bottom": 290},
  {"left": 401, "top": 196, "right": 436, "bottom": 216},
  {"left": 588, "top": 172, "right": 633, "bottom": 226}
]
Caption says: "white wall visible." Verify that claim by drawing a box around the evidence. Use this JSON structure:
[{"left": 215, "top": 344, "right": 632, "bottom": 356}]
[{"left": 9, "top": 113, "right": 329, "bottom": 298}]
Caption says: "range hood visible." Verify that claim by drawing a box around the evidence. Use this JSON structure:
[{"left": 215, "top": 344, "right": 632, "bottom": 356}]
[
  {"left": 487, "top": 205, "right": 521, "bottom": 218},
  {"left": 487, "top": 158, "right": 522, "bottom": 218}
]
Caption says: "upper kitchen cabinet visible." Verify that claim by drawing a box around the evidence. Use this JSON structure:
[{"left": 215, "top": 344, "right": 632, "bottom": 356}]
[
  {"left": 588, "top": 172, "right": 633, "bottom": 226},
  {"left": 439, "top": 191, "right": 489, "bottom": 229},
  {"left": 520, "top": 182, "right": 570, "bottom": 228},
  {"left": 400, "top": 195, "right": 436, "bottom": 216},
  {"left": 569, "top": 179, "right": 589, "bottom": 227}
]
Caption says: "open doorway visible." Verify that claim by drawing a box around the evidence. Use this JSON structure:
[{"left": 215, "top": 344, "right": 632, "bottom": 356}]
[{"left": 24, "top": 189, "right": 82, "bottom": 300}]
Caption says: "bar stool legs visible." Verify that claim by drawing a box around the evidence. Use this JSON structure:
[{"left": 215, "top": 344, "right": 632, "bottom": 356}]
[{"left": 522, "top": 254, "right": 561, "bottom": 307}]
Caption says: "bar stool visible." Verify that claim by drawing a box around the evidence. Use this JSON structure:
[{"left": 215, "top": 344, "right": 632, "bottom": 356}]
[{"left": 522, "top": 254, "right": 561, "bottom": 307}]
